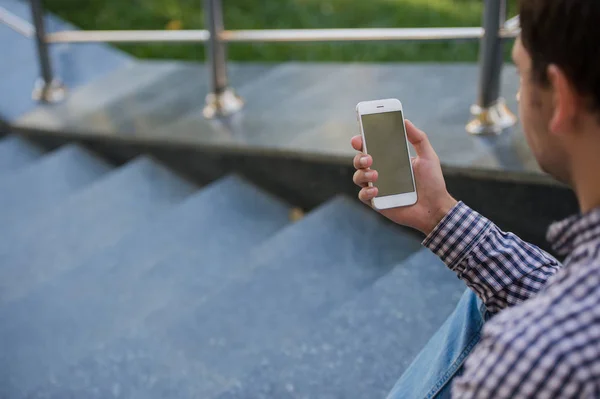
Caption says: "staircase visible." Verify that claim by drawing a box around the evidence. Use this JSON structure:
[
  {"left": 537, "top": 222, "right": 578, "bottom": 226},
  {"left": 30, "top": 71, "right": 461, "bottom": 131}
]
[{"left": 0, "top": 133, "right": 465, "bottom": 398}]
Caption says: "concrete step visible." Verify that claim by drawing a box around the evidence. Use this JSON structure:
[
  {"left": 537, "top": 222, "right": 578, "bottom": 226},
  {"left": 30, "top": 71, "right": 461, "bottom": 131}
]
[
  {"left": 19, "top": 62, "right": 276, "bottom": 132},
  {"left": 217, "top": 249, "right": 466, "bottom": 399},
  {"left": 9, "top": 195, "right": 423, "bottom": 399},
  {"left": 145, "top": 197, "right": 421, "bottom": 383},
  {"left": 0, "top": 134, "right": 45, "bottom": 176},
  {"left": 13, "top": 61, "right": 576, "bottom": 251},
  {"left": 0, "top": 175, "right": 291, "bottom": 399},
  {"left": 93, "top": 197, "right": 421, "bottom": 398},
  {"left": 0, "top": 156, "right": 198, "bottom": 305},
  {"left": 162, "top": 63, "right": 342, "bottom": 140},
  {"left": 17, "top": 62, "right": 185, "bottom": 130},
  {"left": 0, "top": 144, "right": 112, "bottom": 228}
]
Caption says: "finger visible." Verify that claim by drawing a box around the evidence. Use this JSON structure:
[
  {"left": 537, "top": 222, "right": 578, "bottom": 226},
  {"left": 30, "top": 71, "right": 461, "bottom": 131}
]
[
  {"left": 353, "top": 169, "right": 378, "bottom": 187},
  {"left": 353, "top": 153, "right": 372, "bottom": 170},
  {"left": 405, "top": 120, "right": 437, "bottom": 160},
  {"left": 358, "top": 187, "right": 378, "bottom": 203},
  {"left": 351, "top": 135, "right": 363, "bottom": 152}
]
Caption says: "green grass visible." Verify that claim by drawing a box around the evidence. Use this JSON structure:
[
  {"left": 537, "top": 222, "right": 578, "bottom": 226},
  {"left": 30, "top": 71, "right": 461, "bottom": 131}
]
[{"left": 44, "top": 0, "right": 518, "bottom": 62}]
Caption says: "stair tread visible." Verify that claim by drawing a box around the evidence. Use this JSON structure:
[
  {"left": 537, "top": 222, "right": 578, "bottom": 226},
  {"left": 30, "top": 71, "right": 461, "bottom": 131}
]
[
  {"left": 0, "top": 156, "right": 197, "bottom": 305},
  {"left": 148, "top": 197, "right": 422, "bottom": 379},
  {"left": 0, "top": 135, "right": 44, "bottom": 175},
  {"left": 18, "top": 62, "right": 183, "bottom": 130},
  {"left": 0, "top": 175, "right": 291, "bottom": 399},
  {"left": 218, "top": 249, "right": 466, "bottom": 399},
  {"left": 0, "top": 144, "right": 112, "bottom": 228},
  {"left": 23, "top": 334, "right": 236, "bottom": 399},
  {"left": 26, "top": 196, "right": 424, "bottom": 398}
]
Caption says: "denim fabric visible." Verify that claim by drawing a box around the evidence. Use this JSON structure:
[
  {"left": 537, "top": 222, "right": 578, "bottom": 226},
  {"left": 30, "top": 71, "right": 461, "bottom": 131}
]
[{"left": 387, "top": 289, "right": 489, "bottom": 399}]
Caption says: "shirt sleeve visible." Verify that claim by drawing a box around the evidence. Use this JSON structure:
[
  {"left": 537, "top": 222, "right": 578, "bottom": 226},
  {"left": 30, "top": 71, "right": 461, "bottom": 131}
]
[{"left": 422, "top": 201, "right": 562, "bottom": 313}]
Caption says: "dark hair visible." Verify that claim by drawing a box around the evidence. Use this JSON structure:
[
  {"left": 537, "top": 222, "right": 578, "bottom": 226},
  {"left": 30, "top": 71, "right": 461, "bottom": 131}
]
[{"left": 520, "top": 0, "right": 600, "bottom": 110}]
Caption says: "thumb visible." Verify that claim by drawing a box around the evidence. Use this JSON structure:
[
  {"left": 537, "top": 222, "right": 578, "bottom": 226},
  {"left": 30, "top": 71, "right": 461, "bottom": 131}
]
[{"left": 405, "top": 120, "right": 436, "bottom": 159}]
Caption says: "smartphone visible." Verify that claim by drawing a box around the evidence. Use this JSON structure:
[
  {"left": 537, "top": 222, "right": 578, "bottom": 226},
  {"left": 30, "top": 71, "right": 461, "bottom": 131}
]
[{"left": 356, "top": 98, "right": 417, "bottom": 210}]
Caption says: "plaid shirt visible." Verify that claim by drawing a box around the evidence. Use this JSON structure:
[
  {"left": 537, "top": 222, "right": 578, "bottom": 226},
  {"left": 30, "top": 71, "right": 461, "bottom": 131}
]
[{"left": 424, "top": 202, "right": 600, "bottom": 398}]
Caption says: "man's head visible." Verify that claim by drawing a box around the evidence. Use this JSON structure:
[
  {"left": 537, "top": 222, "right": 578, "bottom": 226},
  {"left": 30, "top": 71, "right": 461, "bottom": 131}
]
[{"left": 515, "top": 0, "right": 600, "bottom": 185}]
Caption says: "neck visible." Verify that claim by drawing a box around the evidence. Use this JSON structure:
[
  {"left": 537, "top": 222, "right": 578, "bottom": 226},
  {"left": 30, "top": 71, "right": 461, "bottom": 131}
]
[
  {"left": 570, "top": 131, "right": 600, "bottom": 213},
  {"left": 577, "top": 182, "right": 600, "bottom": 213}
]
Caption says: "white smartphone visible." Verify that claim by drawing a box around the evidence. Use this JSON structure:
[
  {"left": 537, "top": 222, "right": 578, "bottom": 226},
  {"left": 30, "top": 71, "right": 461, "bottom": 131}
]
[{"left": 356, "top": 98, "right": 417, "bottom": 210}]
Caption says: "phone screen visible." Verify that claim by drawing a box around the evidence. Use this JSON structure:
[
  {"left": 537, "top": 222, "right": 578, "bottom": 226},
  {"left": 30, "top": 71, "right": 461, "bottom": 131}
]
[{"left": 361, "top": 110, "right": 415, "bottom": 197}]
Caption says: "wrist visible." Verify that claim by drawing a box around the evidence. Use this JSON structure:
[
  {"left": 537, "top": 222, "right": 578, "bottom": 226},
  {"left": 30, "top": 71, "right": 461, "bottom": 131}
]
[{"left": 424, "top": 195, "right": 458, "bottom": 236}]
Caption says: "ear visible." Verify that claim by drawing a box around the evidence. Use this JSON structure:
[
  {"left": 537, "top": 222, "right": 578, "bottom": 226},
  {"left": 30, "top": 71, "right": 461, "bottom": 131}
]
[{"left": 547, "top": 64, "right": 578, "bottom": 135}]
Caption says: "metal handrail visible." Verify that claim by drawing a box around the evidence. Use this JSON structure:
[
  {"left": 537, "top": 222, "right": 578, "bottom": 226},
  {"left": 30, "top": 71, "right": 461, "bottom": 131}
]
[
  {"left": 44, "top": 27, "right": 485, "bottom": 44},
  {"left": 222, "top": 27, "right": 485, "bottom": 42},
  {"left": 6, "top": 25, "right": 520, "bottom": 44},
  {"left": 466, "top": 0, "right": 517, "bottom": 134},
  {"left": 46, "top": 29, "right": 210, "bottom": 43},
  {"left": 44, "top": 21, "right": 520, "bottom": 45},
  {"left": 7, "top": 0, "right": 518, "bottom": 134},
  {"left": 28, "top": 0, "right": 66, "bottom": 102},
  {"left": 1, "top": 5, "right": 520, "bottom": 43},
  {"left": 0, "top": 6, "right": 34, "bottom": 37}
]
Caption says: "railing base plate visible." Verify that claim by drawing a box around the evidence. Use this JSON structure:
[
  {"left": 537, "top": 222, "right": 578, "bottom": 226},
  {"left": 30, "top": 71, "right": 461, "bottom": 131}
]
[
  {"left": 32, "top": 78, "right": 67, "bottom": 104},
  {"left": 203, "top": 88, "right": 244, "bottom": 119},
  {"left": 466, "top": 98, "right": 517, "bottom": 135}
]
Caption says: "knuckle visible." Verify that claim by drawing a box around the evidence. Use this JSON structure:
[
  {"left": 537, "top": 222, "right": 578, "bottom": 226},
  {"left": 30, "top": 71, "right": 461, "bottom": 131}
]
[{"left": 359, "top": 188, "right": 369, "bottom": 201}]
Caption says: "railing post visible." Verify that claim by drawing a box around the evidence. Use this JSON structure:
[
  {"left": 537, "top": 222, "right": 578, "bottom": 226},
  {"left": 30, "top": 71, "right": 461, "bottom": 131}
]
[
  {"left": 30, "top": 0, "right": 66, "bottom": 103},
  {"left": 466, "top": 0, "right": 516, "bottom": 135},
  {"left": 203, "top": 0, "right": 243, "bottom": 119}
]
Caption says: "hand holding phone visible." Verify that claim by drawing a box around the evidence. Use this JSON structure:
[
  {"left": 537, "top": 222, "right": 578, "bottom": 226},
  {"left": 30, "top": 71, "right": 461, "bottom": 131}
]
[
  {"left": 353, "top": 99, "right": 457, "bottom": 235},
  {"left": 356, "top": 99, "right": 417, "bottom": 209}
]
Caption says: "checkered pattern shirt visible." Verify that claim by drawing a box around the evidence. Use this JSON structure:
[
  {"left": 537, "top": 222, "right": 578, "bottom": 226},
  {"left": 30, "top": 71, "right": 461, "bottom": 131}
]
[{"left": 423, "top": 201, "right": 600, "bottom": 398}]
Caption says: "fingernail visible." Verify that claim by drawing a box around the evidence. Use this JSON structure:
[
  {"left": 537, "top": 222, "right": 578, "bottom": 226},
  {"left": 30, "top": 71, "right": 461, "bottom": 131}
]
[
  {"left": 365, "top": 171, "right": 374, "bottom": 179},
  {"left": 360, "top": 156, "right": 369, "bottom": 167},
  {"left": 368, "top": 188, "right": 377, "bottom": 196}
]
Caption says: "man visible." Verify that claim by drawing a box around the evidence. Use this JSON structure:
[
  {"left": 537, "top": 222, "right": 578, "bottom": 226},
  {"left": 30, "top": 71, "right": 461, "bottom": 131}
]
[{"left": 351, "top": 0, "right": 600, "bottom": 397}]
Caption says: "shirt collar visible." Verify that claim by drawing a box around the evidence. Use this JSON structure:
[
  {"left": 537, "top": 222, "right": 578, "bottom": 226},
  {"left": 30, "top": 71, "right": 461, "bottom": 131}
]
[{"left": 547, "top": 207, "right": 600, "bottom": 256}]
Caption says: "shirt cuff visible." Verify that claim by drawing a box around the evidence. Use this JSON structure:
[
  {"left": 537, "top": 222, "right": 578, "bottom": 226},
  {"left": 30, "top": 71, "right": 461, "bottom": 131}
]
[{"left": 422, "top": 201, "right": 492, "bottom": 271}]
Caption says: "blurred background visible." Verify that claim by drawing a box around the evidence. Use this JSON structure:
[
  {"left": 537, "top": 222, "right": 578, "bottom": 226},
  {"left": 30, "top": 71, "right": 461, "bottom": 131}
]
[{"left": 44, "top": 0, "right": 518, "bottom": 61}]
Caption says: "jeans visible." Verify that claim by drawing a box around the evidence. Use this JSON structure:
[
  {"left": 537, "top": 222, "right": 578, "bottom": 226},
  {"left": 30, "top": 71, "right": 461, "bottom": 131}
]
[{"left": 386, "top": 288, "right": 490, "bottom": 399}]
